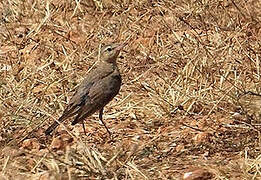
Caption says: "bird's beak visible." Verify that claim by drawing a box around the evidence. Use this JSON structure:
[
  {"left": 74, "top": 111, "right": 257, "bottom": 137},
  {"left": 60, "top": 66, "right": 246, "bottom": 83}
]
[{"left": 115, "top": 42, "right": 127, "bottom": 51}]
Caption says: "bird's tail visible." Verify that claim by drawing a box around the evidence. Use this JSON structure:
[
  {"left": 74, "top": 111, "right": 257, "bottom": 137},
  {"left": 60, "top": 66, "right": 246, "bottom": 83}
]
[
  {"left": 45, "top": 121, "right": 60, "bottom": 135},
  {"left": 45, "top": 107, "right": 77, "bottom": 135},
  {"left": 45, "top": 114, "right": 67, "bottom": 135}
]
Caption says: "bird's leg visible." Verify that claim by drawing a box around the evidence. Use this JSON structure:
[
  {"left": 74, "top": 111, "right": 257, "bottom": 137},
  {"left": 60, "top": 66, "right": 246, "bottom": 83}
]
[
  {"left": 99, "top": 107, "right": 111, "bottom": 135},
  {"left": 81, "top": 120, "right": 87, "bottom": 135}
]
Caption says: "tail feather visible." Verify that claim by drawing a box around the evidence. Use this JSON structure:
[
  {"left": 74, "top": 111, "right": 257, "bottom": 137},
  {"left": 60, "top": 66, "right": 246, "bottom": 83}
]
[
  {"left": 45, "top": 108, "right": 78, "bottom": 135},
  {"left": 45, "top": 114, "right": 66, "bottom": 135},
  {"left": 45, "top": 121, "right": 59, "bottom": 135}
]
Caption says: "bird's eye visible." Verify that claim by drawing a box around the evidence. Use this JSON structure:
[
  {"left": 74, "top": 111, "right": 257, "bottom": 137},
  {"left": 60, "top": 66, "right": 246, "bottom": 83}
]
[{"left": 107, "top": 47, "right": 112, "bottom": 52}]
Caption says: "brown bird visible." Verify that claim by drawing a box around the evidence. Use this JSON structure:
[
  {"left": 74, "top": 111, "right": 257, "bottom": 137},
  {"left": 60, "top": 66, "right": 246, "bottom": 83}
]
[{"left": 45, "top": 43, "right": 126, "bottom": 135}]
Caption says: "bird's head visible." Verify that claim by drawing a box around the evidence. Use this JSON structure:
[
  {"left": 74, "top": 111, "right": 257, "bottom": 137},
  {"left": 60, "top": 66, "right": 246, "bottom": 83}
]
[{"left": 100, "top": 43, "right": 126, "bottom": 63}]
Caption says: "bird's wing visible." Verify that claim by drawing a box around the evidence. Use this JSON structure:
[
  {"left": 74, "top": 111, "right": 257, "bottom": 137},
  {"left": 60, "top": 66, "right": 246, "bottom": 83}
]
[
  {"left": 88, "top": 74, "right": 121, "bottom": 103},
  {"left": 58, "top": 66, "right": 113, "bottom": 121},
  {"left": 71, "top": 73, "right": 121, "bottom": 125}
]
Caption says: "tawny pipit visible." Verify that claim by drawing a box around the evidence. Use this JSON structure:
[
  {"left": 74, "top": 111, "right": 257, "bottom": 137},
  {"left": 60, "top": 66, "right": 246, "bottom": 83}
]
[{"left": 45, "top": 43, "right": 126, "bottom": 135}]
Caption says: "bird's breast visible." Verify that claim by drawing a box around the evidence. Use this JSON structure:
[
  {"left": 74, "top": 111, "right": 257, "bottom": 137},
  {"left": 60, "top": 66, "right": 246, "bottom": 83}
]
[{"left": 108, "top": 74, "right": 122, "bottom": 92}]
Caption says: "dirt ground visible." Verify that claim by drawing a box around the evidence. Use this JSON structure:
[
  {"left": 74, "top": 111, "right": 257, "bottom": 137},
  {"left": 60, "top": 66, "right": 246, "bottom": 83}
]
[{"left": 0, "top": 0, "right": 261, "bottom": 179}]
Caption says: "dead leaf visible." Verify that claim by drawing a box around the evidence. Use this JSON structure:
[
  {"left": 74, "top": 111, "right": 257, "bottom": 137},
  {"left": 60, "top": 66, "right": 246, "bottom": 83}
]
[
  {"left": 50, "top": 133, "right": 73, "bottom": 150},
  {"left": 32, "top": 84, "right": 46, "bottom": 94},
  {"left": 183, "top": 168, "right": 212, "bottom": 180},
  {"left": 176, "top": 144, "right": 185, "bottom": 153},
  {"left": 21, "top": 138, "right": 40, "bottom": 151},
  {"left": 193, "top": 132, "right": 210, "bottom": 145}
]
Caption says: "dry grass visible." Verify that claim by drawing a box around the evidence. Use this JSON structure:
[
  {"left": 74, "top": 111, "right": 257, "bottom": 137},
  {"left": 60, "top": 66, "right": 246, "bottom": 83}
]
[{"left": 0, "top": 0, "right": 261, "bottom": 179}]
